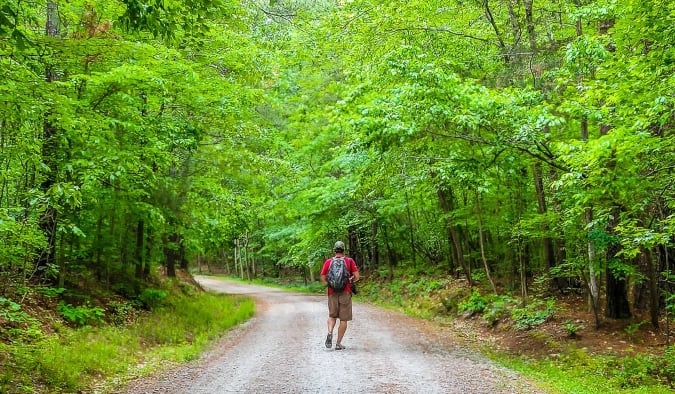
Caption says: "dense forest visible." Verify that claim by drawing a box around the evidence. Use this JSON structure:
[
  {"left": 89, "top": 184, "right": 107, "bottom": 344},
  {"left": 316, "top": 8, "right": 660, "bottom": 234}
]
[{"left": 1, "top": 0, "right": 674, "bottom": 370}]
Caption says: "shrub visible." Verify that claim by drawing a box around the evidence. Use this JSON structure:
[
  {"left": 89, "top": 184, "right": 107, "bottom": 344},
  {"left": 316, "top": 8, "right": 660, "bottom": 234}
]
[
  {"left": 458, "top": 289, "right": 488, "bottom": 315},
  {"left": 511, "top": 299, "right": 555, "bottom": 330},
  {"left": 0, "top": 297, "right": 43, "bottom": 341},
  {"left": 107, "top": 301, "right": 139, "bottom": 326},
  {"left": 562, "top": 320, "right": 583, "bottom": 338},
  {"left": 137, "top": 288, "right": 168, "bottom": 310},
  {"left": 653, "top": 345, "right": 675, "bottom": 385},
  {"left": 57, "top": 302, "right": 105, "bottom": 327},
  {"left": 483, "top": 295, "right": 516, "bottom": 327}
]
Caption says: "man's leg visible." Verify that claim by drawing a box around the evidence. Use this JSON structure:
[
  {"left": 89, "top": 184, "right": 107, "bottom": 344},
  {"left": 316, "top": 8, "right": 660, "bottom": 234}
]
[
  {"left": 336, "top": 320, "right": 348, "bottom": 345},
  {"left": 325, "top": 317, "right": 336, "bottom": 348}
]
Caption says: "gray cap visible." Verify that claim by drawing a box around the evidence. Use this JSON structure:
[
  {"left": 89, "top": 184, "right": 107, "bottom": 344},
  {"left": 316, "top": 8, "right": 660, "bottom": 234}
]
[{"left": 334, "top": 241, "right": 345, "bottom": 251}]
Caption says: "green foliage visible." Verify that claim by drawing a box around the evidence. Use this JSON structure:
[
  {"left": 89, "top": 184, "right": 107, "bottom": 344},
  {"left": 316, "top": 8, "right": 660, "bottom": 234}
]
[
  {"left": 483, "top": 295, "right": 517, "bottom": 328},
  {"left": 0, "top": 297, "right": 26, "bottom": 324},
  {"left": 654, "top": 346, "right": 675, "bottom": 386},
  {"left": 604, "top": 353, "right": 662, "bottom": 389},
  {"left": 135, "top": 292, "right": 254, "bottom": 347},
  {"left": 562, "top": 320, "right": 583, "bottom": 338},
  {"left": 57, "top": 302, "right": 105, "bottom": 327},
  {"left": 624, "top": 320, "right": 648, "bottom": 343},
  {"left": 511, "top": 299, "right": 556, "bottom": 331},
  {"left": 501, "top": 347, "right": 675, "bottom": 394},
  {"left": 107, "top": 300, "right": 139, "bottom": 326},
  {"left": 137, "top": 288, "right": 168, "bottom": 310},
  {"left": 1, "top": 292, "right": 254, "bottom": 394},
  {"left": 405, "top": 277, "right": 448, "bottom": 294},
  {"left": 458, "top": 289, "right": 489, "bottom": 315},
  {"left": 35, "top": 287, "right": 65, "bottom": 299}
]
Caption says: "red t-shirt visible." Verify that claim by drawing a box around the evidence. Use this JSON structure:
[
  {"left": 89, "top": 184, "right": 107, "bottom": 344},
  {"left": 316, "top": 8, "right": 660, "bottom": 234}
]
[{"left": 321, "top": 256, "right": 358, "bottom": 294}]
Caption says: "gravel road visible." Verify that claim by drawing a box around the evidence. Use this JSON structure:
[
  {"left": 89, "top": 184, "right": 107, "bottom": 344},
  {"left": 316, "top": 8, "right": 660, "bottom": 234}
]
[{"left": 121, "top": 276, "right": 546, "bottom": 394}]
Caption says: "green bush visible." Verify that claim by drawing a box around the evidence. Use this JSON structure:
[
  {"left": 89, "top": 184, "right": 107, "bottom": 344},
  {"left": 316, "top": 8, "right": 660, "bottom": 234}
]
[
  {"left": 458, "top": 289, "right": 488, "bottom": 315},
  {"left": 0, "top": 297, "right": 30, "bottom": 325},
  {"left": 605, "top": 353, "right": 657, "bottom": 388},
  {"left": 653, "top": 345, "right": 675, "bottom": 385},
  {"left": 138, "top": 288, "right": 168, "bottom": 310},
  {"left": 107, "top": 300, "right": 139, "bottom": 326},
  {"left": 0, "top": 297, "right": 43, "bottom": 342},
  {"left": 511, "top": 299, "right": 555, "bottom": 330},
  {"left": 562, "top": 320, "right": 583, "bottom": 338},
  {"left": 483, "top": 295, "right": 515, "bottom": 327},
  {"left": 57, "top": 302, "right": 105, "bottom": 327}
]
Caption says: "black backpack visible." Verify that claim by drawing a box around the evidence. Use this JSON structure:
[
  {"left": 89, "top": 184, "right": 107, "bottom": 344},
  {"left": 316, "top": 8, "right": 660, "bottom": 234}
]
[{"left": 326, "top": 257, "right": 350, "bottom": 291}]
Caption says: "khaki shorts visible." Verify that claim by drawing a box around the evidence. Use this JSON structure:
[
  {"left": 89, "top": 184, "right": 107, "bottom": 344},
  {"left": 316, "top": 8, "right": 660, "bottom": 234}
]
[{"left": 328, "top": 291, "right": 353, "bottom": 321}]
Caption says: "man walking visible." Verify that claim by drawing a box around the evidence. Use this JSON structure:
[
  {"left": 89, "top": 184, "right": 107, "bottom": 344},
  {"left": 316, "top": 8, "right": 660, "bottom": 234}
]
[{"left": 320, "top": 241, "right": 359, "bottom": 350}]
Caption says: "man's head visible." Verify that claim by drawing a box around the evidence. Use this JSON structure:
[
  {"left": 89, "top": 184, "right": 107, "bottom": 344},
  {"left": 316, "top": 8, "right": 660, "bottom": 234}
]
[{"left": 333, "top": 241, "right": 345, "bottom": 253}]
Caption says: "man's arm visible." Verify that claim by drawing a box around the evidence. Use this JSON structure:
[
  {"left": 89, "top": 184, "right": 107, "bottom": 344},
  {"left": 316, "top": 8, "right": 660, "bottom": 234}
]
[
  {"left": 351, "top": 259, "right": 360, "bottom": 282},
  {"left": 320, "top": 260, "right": 329, "bottom": 286}
]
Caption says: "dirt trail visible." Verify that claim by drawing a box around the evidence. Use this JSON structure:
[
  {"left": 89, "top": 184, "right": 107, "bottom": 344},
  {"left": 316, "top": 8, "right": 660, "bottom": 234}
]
[{"left": 121, "top": 276, "right": 546, "bottom": 393}]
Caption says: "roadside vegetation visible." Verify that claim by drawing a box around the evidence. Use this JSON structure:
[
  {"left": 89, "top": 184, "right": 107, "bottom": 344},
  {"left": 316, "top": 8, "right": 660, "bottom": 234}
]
[
  {"left": 360, "top": 273, "right": 675, "bottom": 394},
  {"left": 0, "top": 277, "right": 254, "bottom": 394}
]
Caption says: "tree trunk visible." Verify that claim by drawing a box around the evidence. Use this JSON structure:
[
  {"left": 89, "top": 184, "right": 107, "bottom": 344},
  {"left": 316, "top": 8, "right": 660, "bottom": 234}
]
[
  {"left": 533, "top": 162, "right": 556, "bottom": 272},
  {"left": 371, "top": 219, "right": 379, "bottom": 271},
  {"left": 646, "top": 249, "right": 659, "bottom": 329},
  {"left": 36, "top": 0, "right": 60, "bottom": 280},
  {"left": 475, "top": 190, "right": 497, "bottom": 293},
  {"left": 135, "top": 220, "right": 145, "bottom": 278},
  {"left": 179, "top": 234, "right": 188, "bottom": 271},
  {"left": 404, "top": 189, "right": 417, "bottom": 268},
  {"left": 605, "top": 207, "right": 632, "bottom": 319},
  {"left": 165, "top": 233, "right": 178, "bottom": 278},
  {"left": 522, "top": 0, "right": 536, "bottom": 51},
  {"left": 383, "top": 225, "right": 395, "bottom": 281},
  {"left": 585, "top": 211, "right": 601, "bottom": 328},
  {"left": 437, "top": 187, "right": 472, "bottom": 285}
]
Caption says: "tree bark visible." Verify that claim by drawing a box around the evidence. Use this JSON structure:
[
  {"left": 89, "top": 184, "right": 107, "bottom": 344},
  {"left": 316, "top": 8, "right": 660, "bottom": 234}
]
[
  {"left": 646, "top": 249, "right": 659, "bottom": 329},
  {"left": 522, "top": 0, "right": 536, "bottom": 51},
  {"left": 532, "top": 162, "right": 556, "bottom": 272},
  {"left": 581, "top": 116, "right": 600, "bottom": 328},
  {"left": 36, "top": 0, "right": 60, "bottom": 280},
  {"left": 165, "top": 233, "right": 178, "bottom": 278},
  {"left": 437, "top": 187, "right": 472, "bottom": 285},
  {"left": 371, "top": 219, "right": 380, "bottom": 271},
  {"left": 475, "top": 190, "right": 497, "bottom": 293},
  {"left": 605, "top": 207, "right": 632, "bottom": 319},
  {"left": 135, "top": 220, "right": 145, "bottom": 278}
]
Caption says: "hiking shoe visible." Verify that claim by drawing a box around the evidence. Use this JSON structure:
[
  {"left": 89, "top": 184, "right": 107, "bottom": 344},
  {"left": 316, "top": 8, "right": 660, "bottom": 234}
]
[
  {"left": 335, "top": 344, "right": 346, "bottom": 350},
  {"left": 325, "top": 333, "right": 332, "bottom": 348}
]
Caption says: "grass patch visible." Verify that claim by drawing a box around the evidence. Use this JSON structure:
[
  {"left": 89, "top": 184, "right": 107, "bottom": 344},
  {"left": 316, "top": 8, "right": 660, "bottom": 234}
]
[
  {"left": 494, "top": 349, "right": 675, "bottom": 394},
  {"left": 0, "top": 291, "right": 254, "bottom": 394}
]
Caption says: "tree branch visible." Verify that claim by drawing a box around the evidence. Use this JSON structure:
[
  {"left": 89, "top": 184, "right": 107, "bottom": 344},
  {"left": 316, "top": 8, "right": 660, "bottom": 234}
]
[{"left": 389, "top": 26, "right": 494, "bottom": 46}]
